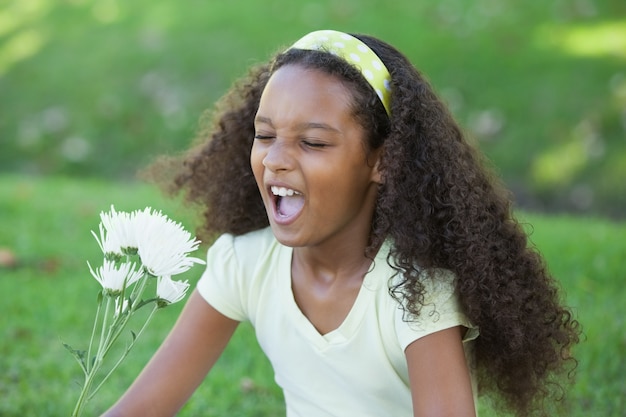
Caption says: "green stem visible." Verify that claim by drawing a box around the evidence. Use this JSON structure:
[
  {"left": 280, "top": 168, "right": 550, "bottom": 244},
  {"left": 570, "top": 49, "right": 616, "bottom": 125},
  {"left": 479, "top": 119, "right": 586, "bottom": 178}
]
[
  {"left": 72, "top": 296, "right": 111, "bottom": 417},
  {"left": 88, "top": 304, "right": 159, "bottom": 400},
  {"left": 72, "top": 272, "right": 154, "bottom": 417},
  {"left": 96, "top": 296, "right": 112, "bottom": 363},
  {"left": 100, "top": 273, "right": 149, "bottom": 359},
  {"left": 129, "top": 270, "right": 150, "bottom": 307},
  {"left": 86, "top": 292, "right": 103, "bottom": 374}
]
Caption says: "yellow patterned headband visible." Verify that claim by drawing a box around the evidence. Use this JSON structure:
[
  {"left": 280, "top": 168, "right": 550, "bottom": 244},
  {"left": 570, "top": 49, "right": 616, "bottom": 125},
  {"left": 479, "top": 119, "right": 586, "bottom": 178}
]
[{"left": 288, "top": 30, "right": 392, "bottom": 116}]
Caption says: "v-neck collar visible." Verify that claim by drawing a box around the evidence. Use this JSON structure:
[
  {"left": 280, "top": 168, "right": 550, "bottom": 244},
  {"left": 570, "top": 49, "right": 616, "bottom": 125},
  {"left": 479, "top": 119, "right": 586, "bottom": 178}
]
[{"left": 280, "top": 245, "right": 386, "bottom": 350}]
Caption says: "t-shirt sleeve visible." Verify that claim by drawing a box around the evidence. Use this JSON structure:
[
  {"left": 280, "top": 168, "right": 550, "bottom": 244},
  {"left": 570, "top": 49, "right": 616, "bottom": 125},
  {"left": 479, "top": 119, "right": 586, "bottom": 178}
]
[
  {"left": 196, "top": 233, "right": 248, "bottom": 322},
  {"left": 395, "top": 269, "right": 479, "bottom": 351}
]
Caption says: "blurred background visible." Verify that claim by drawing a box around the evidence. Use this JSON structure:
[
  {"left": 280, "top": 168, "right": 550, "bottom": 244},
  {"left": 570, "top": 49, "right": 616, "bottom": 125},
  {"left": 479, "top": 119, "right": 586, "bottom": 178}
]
[
  {"left": 1, "top": 1, "right": 626, "bottom": 416},
  {"left": 1, "top": 0, "right": 625, "bottom": 218}
]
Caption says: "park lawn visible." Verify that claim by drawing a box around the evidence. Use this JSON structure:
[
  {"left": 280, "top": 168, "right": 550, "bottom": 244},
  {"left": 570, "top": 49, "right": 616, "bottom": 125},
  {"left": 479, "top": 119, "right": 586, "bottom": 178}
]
[{"left": 0, "top": 174, "right": 624, "bottom": 416}]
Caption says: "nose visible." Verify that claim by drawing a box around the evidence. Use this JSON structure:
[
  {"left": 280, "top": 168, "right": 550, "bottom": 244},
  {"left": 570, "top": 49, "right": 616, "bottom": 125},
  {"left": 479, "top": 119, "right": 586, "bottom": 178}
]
[{"left": 262, "top": 139, "right": 294, "bottom": 172}]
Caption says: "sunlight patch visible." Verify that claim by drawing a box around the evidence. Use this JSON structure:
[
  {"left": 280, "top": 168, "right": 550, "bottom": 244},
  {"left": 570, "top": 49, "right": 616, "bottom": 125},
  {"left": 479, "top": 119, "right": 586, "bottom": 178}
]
[
  {"left": 531, "top": 119, "right": 604, "bottom": 188},
  {"left": 92, "top": 0, "right": 120, "bottom": 23},
  {"left": 534, "top": 20, "right": 626, "bottom": 59},
  {"left": 0, "top": 29, "right": 44, "bottom": 76}
]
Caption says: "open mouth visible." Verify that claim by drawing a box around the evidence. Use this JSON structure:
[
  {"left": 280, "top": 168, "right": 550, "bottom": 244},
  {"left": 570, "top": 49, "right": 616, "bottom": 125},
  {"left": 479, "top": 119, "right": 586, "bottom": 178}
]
[{"left": 271, "top": 186, "right": 305, "bottom": 218}]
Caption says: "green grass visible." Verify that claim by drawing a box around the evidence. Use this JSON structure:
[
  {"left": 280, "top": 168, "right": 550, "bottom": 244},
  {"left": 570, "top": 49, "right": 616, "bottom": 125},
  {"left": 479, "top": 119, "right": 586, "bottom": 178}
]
[
  {"left": 1, "top": 0, "right": 625, "bottom": 216},
  {"left": 0, "top": 175, "right": 283, "bottom": 416},
  {"left": 0, "top": 175, "right": 625, "bottom": 416}
]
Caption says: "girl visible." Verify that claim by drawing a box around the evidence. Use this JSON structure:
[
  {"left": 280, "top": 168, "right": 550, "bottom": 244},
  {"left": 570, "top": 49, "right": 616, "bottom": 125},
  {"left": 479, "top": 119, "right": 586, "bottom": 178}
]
[{"left": 103, "top": 30, "right": 580, "bottom": 417}]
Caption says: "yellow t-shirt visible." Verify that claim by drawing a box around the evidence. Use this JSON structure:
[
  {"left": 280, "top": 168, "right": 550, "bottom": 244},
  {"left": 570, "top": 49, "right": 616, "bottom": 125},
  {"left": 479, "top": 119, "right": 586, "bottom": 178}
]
[{"left": 197, "top": 227, "right": 478, "bottom": 417}]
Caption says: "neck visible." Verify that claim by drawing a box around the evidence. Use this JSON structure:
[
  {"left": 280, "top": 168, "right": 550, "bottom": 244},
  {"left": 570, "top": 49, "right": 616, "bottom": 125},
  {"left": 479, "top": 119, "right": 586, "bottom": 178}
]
[
  {"left": 290, "top": 183, "right": 381, "bottom": 283},
  {"left": 292, "top": 232, "right": 378, "bottom": 285}
]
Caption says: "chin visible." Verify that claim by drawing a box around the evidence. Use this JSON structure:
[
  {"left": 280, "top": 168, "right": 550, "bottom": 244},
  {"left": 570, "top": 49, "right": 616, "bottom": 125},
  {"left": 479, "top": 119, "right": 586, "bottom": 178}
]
[{"left": 269, "top": 224, "right": 307, "bottom": 248}]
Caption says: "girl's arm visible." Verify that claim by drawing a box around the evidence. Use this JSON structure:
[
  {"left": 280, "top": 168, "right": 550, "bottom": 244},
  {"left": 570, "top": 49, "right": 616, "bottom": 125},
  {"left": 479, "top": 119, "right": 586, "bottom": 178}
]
[
  {"left": 101, "top": 289, "right": 239, "bottom": 417},
  {"left": 405, "top": 326, "right": 476, "bottom": 417}
]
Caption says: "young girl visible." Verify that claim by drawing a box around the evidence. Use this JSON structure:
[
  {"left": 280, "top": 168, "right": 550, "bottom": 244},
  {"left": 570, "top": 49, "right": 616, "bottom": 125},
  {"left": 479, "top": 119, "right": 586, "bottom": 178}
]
[{"left": 103, "top": 30, "right": 580, "bottom": 417}]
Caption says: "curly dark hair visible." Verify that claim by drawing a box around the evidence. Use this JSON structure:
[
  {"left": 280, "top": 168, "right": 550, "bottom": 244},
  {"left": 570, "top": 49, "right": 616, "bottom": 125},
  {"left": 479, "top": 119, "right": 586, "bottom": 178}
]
[{"left": 145, "top": 33, "right": 580, "bottom": 417}]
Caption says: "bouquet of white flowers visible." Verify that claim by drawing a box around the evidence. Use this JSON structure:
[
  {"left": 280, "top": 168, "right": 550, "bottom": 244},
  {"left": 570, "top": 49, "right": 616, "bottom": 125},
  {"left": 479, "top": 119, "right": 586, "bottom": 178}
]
[{"left": 65, "top": 206, "right": 205, "bottom": 417}]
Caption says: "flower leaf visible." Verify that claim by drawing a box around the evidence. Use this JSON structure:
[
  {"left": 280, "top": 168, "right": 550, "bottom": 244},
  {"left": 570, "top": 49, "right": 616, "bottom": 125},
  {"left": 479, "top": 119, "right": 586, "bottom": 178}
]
[{"left": 63, "top": 343, "right": 87, "bottom": 373}]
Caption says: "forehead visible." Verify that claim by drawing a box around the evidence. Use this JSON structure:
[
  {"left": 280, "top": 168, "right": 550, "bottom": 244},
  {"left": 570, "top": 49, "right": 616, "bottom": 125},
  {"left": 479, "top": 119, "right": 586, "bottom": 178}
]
[{"left": 257, "top": 65, "right": 355, "bottom": 118}]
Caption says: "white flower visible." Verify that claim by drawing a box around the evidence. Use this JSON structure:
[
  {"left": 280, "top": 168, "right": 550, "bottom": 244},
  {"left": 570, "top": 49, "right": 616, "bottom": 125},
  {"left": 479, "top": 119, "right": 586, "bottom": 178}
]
[
  {"left": 88, "top": 260, "right": 144, "bottom": 295},
  {"left": 114, "top": 297, "right": 129, "bottom": 317},
  {"left": 156, "top": 276, "right": 190, "bottom": 305},
  {"left": 91, "top": 205, "right": 137, "bottom": 257},
  {"left": 92, "top": 223, "right": 118, "bottom": 256},
  {"left": 133, "top": 207, "right": 205, "bottom": 277}
]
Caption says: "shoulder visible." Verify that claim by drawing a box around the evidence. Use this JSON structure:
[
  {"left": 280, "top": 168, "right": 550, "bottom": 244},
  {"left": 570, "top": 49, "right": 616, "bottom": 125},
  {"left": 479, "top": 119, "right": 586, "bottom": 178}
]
[
  {"left": 232, "top": 226, "right": 278, "bottom": 256},
  {"left": 420, "top": 268, "right": 457, "bottom": 304},
  {"left": 198, "top": 227, "right": 283, "bottom": 322},
  {"left": 208, "top": 227, "right": 278, "bottom": 265},
  {"left": 383, "top": 256, "right": 478, "bottom": 349}
]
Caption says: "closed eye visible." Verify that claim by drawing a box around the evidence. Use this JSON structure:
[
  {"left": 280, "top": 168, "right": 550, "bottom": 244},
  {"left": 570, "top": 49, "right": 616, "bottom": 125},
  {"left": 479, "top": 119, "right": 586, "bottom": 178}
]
[
  {"left": 254, "top": 134, "right": 274, "bottom": 140},
  {"left": 303, "top": 140, "right": 328, "bottom": 148}
]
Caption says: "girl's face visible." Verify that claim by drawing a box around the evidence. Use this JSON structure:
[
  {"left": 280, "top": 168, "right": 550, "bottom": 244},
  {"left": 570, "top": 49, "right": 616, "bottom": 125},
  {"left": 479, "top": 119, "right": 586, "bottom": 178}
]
[{"left": 251, "top": 65, "right": 382, "bottom": 249}]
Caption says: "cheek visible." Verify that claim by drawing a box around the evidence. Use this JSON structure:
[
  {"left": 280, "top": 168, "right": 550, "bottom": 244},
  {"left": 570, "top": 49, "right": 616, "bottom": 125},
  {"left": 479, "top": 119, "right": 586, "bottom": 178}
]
[{"left": 250, "top": 143, "right": 264, "bottom": 183}]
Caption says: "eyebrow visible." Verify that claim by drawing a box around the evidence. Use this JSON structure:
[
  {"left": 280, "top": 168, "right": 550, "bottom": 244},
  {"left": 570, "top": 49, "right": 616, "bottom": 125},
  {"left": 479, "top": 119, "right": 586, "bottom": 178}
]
[{"left": 254, "top": 115, "right": 340, "bottom": 133}]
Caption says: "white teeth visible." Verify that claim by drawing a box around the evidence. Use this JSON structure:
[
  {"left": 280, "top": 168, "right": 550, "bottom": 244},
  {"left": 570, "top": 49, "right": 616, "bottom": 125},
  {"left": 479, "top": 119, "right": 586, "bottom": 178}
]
[{"left": 271, "top": 186, "right": 300, "bottom": 197}]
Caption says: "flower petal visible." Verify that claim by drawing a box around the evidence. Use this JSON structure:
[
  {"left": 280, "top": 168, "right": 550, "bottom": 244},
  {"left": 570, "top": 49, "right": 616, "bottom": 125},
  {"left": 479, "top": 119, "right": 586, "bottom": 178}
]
[
  {"left": 156, "top": 276, "right": 190, "bottom": 305},
  {"left": 133, "top": 207, "right": 205, "bottom": 277},
  {"left": 88, "top": 260, "right": 143, "bottom": 295},
  {"left": 95, "top": 205, "right": 139, "bottom": 257}
]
